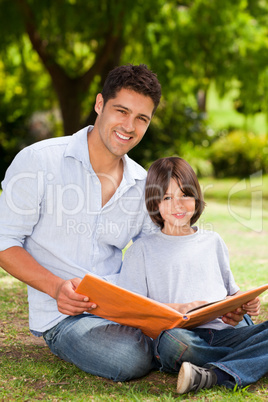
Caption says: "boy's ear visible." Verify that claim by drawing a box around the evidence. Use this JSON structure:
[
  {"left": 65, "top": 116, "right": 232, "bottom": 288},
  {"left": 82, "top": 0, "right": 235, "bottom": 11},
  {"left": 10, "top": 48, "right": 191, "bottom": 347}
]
[{"left": 94, "top": 93, "right": 104, "bottom": 115}]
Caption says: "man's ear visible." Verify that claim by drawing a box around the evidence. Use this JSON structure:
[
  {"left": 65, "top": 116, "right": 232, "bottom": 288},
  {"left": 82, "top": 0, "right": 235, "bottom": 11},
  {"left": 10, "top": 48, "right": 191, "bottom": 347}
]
[{"left": 94, "top": 93, "right": 104, "bottom": 115}]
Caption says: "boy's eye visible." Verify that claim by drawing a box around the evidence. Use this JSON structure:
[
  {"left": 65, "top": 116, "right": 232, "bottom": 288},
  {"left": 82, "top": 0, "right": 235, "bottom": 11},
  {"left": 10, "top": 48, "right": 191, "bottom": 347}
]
[
  {"left": 163, "top": 196, "right": 172, "bottom": 201},
  {"left": 182, "top": 193, "right": 193, "bottom": 198}
]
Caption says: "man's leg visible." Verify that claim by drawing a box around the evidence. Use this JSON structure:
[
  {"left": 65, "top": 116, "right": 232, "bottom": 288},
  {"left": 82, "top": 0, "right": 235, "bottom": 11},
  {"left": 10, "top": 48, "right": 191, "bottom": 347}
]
[{"left": 43, "top": 314, "right": 155, "bottom": 381}]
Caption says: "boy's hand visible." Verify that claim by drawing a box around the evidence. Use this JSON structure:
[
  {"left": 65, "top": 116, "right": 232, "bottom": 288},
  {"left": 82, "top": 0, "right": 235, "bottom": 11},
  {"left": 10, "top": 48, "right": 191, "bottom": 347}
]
[
  {"left": 222, "top": 296, "right": 261, "bottom": 325},
  {"left": 242, "top": 297, "right": 261, "bottom": 316},
  {"left": 222, "top": 308, "right": 245, "bottom": 326}
]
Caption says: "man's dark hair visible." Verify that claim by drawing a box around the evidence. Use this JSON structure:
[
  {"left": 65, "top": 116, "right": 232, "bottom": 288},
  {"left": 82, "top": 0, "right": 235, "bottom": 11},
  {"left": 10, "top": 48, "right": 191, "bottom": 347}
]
[
  {"left": 145, "top": 157, "right": 206, "bottom": 229},
  {"left": 101, "top": 64, "right": 161, "bottom": 114}
]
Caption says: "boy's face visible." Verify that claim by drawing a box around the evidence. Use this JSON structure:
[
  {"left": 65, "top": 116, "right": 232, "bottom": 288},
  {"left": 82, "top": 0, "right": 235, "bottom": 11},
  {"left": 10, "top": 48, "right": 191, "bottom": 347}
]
[
  {"left": 94, "top": 88, "right": 154, "bottom": 159},
  {"left": 158, "top": 178, "right": 196, "bottom": 236}
]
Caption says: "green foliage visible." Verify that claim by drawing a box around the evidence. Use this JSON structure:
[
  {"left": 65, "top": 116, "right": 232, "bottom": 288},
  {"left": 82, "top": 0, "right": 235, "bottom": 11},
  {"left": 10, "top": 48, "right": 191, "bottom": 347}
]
[
  {"left": 0, "top": 39, "right": 55, "bottom": 180},
  {"left": 129, "top": 96, "right": 211, "bottom": 174},
  {"left": 1, "top": 0, "right": 268, "bottom": 180},
  {"left": 209, "top": 131, "right": 268, "bottom": 177}
]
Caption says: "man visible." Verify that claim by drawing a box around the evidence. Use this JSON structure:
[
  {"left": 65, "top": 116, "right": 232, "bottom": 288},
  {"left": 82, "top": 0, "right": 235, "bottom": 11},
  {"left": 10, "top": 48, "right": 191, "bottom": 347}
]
[{"left": 0, "top": 64, "right": 245, "bottom": 382}]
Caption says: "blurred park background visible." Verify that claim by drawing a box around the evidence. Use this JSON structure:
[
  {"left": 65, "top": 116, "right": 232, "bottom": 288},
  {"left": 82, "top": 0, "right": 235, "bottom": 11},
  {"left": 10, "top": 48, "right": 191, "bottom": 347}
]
[{"left": 0, "top": 0, "right": 268, "bottom": 182}]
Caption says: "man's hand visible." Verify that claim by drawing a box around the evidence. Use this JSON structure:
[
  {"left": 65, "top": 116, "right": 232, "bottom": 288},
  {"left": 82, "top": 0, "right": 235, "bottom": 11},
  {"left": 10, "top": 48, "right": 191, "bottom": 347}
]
[{"left": 55, "top": 277, "right": 97, "bottom": 316}]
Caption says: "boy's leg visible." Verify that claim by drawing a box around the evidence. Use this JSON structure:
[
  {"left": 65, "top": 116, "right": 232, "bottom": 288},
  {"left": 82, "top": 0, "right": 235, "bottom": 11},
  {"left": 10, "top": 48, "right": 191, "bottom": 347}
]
[
  {"left": 43, "top": 314, "right": 155, "bottom": 381},
  {"left": 153, "top": 327, "right": 231, "bottom": 373},
  {"left": 155, "top": 321, "right": 268, "bottom": 389},
  {"left": 206, "top": 321, "right": 268, "bottom": 388}
]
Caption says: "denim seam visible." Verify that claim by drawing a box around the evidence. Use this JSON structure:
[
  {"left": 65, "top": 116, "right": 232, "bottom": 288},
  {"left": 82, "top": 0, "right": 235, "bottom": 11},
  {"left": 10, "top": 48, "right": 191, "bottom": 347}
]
[
  {"left": 164, "top": 331, "right": 188, "bottom": 370},
  {"left": 207, "top": 329, "right": 215, "bottom": 345},
  {"left": 213, "top": 362, "right": 242, "bottom": 387}
]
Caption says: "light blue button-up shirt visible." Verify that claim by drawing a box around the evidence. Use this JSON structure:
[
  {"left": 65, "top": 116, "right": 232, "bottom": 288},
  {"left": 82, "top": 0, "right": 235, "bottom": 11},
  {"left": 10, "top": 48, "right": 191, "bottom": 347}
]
[{"left": 0, "top": 126, "right": 156, "bottom": 333}]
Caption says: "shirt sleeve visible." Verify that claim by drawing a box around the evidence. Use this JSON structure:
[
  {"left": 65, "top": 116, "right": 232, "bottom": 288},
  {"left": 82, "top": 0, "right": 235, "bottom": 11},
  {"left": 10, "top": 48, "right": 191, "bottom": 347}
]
[
  {"left": 132, "top": 210, "right": 159, "bottom": 243},
  {"left": 0, "top": 147, "right": 44, "bottom": 251},
  {"left": 216, "top": 233, "right": 240, "bottom": 295},
  {"left": 117, "top": 240, "right": 148, "bottom": 297}
]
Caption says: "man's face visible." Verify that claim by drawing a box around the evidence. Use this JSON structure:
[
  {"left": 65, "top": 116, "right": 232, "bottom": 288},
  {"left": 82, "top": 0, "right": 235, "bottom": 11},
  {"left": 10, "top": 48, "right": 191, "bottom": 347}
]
[{"left": 94, "top": 88, "right": 155, "bottom": 158}]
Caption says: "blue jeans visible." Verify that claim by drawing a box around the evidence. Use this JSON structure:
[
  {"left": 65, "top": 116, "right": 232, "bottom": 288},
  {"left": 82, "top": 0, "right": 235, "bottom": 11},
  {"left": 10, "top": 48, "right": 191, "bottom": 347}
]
[
  {"left": 43, "top": 313, "right": 256, "bottom": 383},
  {"left": 43, "top": 314, "right": 154, "bottom": 381},
  {"left": 154, "top": 321, "right": 268, "bottom": 388}
]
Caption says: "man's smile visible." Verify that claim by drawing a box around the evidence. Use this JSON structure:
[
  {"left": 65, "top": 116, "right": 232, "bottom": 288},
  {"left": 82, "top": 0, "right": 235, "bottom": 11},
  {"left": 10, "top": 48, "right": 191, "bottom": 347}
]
[{"left": 115, "top": 130, "right": 132, "bottom": 141}]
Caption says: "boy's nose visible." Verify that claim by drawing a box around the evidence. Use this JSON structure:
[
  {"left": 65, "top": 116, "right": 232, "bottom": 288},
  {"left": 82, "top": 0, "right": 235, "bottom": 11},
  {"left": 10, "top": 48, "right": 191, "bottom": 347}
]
[{"left": 174, "top": 197, "right": 183, "bottom": 208}]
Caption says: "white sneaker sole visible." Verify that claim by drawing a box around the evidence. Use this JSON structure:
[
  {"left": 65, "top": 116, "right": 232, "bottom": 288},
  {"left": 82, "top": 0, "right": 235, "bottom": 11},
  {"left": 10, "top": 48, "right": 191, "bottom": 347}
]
[{"left": 177, "top": 362, "right": 193, "bottom": 394}]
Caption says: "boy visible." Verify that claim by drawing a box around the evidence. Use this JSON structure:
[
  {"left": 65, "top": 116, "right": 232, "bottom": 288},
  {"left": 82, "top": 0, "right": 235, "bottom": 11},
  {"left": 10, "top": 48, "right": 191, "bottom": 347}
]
[{"left": 118, "top": 157, "right": 268, "bottom": 393}]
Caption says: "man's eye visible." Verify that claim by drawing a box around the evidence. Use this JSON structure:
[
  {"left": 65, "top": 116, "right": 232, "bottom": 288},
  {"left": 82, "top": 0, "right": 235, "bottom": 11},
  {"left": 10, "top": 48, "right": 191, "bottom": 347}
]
[{"left": 138, "top": 116, "right": 147, "bottom": 123}]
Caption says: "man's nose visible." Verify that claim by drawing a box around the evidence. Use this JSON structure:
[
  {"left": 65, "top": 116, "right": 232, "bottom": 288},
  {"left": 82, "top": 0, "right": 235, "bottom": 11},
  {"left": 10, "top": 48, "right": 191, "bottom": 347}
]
[{"left": 123, "top": 116, "right": 135, "bottom": 133}]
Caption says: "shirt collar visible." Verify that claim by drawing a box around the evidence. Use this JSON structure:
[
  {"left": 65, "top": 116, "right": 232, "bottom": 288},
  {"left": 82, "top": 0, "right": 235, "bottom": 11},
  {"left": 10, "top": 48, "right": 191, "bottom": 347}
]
[
  {"left": 64, "top": 125, "right": 92, "bottom": 170},
  {"left": 64, "top": 125, "right": 147, "bottom": 182}
]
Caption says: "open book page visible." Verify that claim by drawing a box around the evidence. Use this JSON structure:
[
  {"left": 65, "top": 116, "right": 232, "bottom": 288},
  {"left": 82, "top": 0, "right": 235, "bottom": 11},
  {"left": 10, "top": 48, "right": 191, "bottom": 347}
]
[
  {"left": 76, "top": 275, "right": 268, "bottom": 339},
  {"left": 187, "top": 300, "right": 224, "bottom": 313},
  {"left": 177, "top": 284, "right": 268, "bottom": 330}
]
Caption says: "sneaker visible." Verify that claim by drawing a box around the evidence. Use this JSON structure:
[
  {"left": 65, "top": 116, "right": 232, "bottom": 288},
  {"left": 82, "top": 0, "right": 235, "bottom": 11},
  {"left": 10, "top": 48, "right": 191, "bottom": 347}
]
[{"left": 177, "top": 362, "right": 217, "bottom": 394}]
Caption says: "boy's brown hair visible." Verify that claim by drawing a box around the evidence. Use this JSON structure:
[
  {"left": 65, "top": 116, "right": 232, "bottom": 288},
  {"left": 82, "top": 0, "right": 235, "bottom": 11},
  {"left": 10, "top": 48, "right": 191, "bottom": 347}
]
[{"left": 145, "top": 157, "right": 205, "bottom": 229}]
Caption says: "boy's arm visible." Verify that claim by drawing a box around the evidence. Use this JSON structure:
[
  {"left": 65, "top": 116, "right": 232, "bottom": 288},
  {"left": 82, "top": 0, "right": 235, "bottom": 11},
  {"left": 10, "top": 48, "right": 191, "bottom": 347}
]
[{"left": 0, "top": 246, "right": 96, "bottom": 315}]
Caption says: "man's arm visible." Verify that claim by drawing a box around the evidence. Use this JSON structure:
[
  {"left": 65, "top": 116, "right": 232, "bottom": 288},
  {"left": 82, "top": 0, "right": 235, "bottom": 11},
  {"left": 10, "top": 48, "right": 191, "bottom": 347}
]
[{"left": 0, "top": 246, "right": 96, "bottom": 315}]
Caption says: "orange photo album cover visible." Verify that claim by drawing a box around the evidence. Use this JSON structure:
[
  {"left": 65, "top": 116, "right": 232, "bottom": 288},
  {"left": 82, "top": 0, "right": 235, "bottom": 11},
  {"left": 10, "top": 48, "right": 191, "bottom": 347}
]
[{"left": 76, "top": 274, "right": 268, "bottom": 339}]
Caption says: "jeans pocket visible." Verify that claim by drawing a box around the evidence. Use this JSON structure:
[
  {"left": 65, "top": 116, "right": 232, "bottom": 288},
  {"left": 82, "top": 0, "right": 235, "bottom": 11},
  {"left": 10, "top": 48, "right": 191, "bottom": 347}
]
[{"left": 153, "top": 330, "right": 189, "bottom": 373}]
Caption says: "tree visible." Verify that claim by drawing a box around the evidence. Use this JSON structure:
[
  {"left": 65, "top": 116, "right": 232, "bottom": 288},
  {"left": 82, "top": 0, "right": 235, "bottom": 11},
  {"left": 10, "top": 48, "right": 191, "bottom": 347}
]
[
  {"left": 1, "top": 0, "right": 268, "bottom": 179},
  {"left": 0, "top": 0, "right": 160, "bottom": 135},
  {"left": 139, "top": 0, "right": 267, "bottom": 113}
]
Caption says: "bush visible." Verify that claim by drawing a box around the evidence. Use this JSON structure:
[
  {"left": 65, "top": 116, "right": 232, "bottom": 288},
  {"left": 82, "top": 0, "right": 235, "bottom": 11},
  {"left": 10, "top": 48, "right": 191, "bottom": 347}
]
[{"left": 209, "top": 131, "right": 268, "bottom": 177}]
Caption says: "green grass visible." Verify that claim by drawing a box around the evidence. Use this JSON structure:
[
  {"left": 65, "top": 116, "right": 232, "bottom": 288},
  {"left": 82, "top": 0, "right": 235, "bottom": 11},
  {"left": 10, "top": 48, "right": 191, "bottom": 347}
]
[
  {"left": 1, "top": 180, "right": 268, "bottom": 400},
  {"left": 199, "top": 176, "right": 268, "bottom": 288}
]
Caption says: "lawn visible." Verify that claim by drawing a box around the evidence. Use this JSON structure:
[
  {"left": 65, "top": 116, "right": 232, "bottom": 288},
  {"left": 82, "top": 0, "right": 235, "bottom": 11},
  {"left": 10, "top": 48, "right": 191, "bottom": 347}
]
[{"left": 0, "top": 177, "right": 268, "bottom": 401}]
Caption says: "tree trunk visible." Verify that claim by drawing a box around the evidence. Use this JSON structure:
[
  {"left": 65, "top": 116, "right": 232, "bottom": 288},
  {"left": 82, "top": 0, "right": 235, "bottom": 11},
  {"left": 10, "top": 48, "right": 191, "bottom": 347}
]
[
  {"left": 17, "top": 0, "right": 125, "bottom": 135},
  {"left": 197, "top": 89, "right": 207, "bottom": 113}
]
